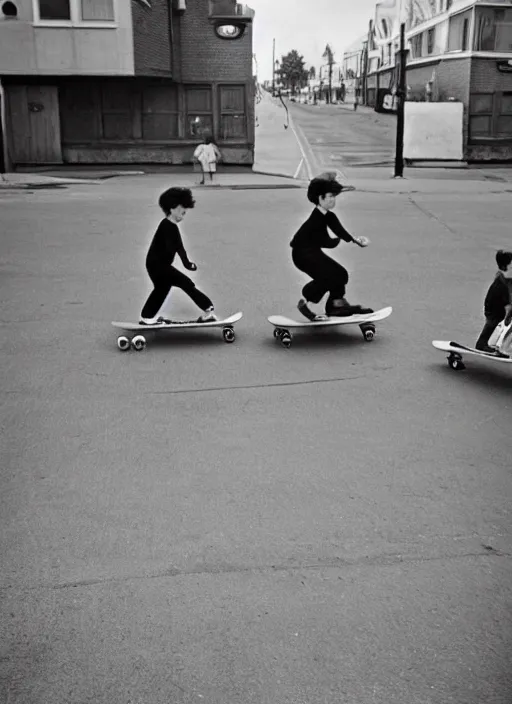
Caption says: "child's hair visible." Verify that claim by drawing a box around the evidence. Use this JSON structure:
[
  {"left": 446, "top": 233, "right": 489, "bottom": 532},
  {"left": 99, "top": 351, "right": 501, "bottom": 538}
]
[
  {"left": 307, "top": 176, "right": 343, "bottom": 204},
  {"left": 496, "top": 250, "right": 512, "bottom": 271},
  {"left": 204, "top": 136, "right": 213, "bottom": 145},
  {"left": 158, "top": 187, "right": 195, "bottom": 215}
]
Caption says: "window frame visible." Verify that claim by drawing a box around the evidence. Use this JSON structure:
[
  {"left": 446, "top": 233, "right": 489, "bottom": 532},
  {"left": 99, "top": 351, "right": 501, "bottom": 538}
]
[
  {"left": 469, "top": 91, "right": 512, "bottom": 142},
  {"left": 185, "top": 86, "right": 214, "bottom": 140},
  {"left": 33, "top": 0, "right": 117, "bottom": 28},
  {"left": 427, "top": 27, "right": 436, "bottom": 55},
  {"left": 218, "top": 84, "right": 247, "bottom": 141}
]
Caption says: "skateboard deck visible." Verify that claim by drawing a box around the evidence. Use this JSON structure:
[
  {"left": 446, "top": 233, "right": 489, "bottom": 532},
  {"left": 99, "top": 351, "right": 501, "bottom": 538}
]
[
  {"left": 268, "top": 306, "right": 392, "bottom": 348},
  {"left": 112, "top": 312, "right": 242, "bottom": 351},
  {"left": 432, "top": 340, "right": 512, "bottom": 370}
]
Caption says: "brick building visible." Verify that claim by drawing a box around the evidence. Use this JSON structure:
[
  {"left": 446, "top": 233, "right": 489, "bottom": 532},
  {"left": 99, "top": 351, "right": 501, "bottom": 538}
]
[
  {"left": 0, "top": 0, "right": 255, "bottom": 168},
  {"left": 360, "top": 0, "right": 512, "bottom": 161}
]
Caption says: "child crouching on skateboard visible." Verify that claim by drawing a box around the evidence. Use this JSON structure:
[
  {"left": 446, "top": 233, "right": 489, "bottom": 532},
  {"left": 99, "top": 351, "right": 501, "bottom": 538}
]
[
  {"left": 140, "top": 187, "right": 217, "bottom": 325},
  {"left": 475, "top": 249, "right": 512, "bottom": 356},
  {"left": 290, "top": 173, "right": 373, "bottom": 321}
]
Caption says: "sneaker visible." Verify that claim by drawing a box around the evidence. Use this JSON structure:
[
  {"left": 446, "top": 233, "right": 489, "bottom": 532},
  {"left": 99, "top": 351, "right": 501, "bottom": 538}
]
[
  {"left": 297, "top": 299, "right": 327, "bottom": 321},
  {"left": 327, "top": 297, "right": 374, "bottom": 317},
  {"left": 139, "top": 316, "right": 164, "bottom": 325},
  {"left": 475, "top": 343, "right": 496, "bottom": 354},
  {"left": 197, "top": 309, "right": 218, "bottom": 323}
]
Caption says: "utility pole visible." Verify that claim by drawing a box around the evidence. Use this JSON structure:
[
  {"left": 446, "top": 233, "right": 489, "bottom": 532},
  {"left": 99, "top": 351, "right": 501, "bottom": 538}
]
[
  {"left": 394, "top": 23, "right": 407, "bottom": 178},
  {"left": 272, "top": 38, "right": 275, "bottom": 96}
]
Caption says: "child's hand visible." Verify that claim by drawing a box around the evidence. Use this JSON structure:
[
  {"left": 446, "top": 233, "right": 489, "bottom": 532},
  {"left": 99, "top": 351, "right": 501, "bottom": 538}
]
[
  {"left": 354, "top": 236, "right": 370, "bottom": 247},
  {"left": 186, "top": 262, "right": 197, "bottom": 271}
]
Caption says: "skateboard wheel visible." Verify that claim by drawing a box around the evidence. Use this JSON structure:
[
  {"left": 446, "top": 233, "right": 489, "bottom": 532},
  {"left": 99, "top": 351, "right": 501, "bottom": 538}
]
[
  {"left": 363, "top": 329, "right": 375, "bottom": 342},
  {"left": 117, "top": 336, "right": 131, "bottom": 351},
  {"left": 223, "top": 326, "right": 235, "bottom": 343},
  {"left": 273, "top": 328, "right": 281, "bottom": 339},
  {"left": 448, "top": 355, "right": 465, "bottom": 371},
  {"left": 131, "top": 334, "right": 146, "bottom": 351},
  {"left": 281, "top": 333, "right": 292, "bottom": 349}
]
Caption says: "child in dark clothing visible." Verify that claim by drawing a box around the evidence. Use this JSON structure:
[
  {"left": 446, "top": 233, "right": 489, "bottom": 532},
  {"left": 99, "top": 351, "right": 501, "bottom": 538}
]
[
  {"left": 140, "top": 187, "right": 217, "bottom": 325},
  {"left": 290, "top": 174, "right": 373, "bottom": 321},
  {"left": 475, "top": 249, "right": 512, "bottom": 354}
]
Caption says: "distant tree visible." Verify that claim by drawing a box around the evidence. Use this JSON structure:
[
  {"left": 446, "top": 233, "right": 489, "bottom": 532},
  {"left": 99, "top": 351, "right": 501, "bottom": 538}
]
[
  {"left": 308, "top": 66, "right": 316, "bottom": 80},
  {"left": 277, "top": 50, "right": 309, "bottom": 95},
  {"left": 322, "top": 43, "right": 335, "bottom": 103}
]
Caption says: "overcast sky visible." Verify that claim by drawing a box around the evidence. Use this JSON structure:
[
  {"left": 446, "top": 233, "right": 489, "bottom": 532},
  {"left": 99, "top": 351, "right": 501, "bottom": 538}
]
[{"left": 250, "top": 0, "right": 379, "bottom": 80}]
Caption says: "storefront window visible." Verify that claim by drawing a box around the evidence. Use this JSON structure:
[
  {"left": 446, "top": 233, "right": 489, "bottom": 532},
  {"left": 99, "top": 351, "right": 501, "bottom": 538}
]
[
  {"left": 185, "top": 87, "right": 213, "bottom": 139},
  {"left": 474, "top": 8, "right": 512, "bottom": 52},
  {"left": 219, "top": 85, "right": 246, "bottom": 140},
  {"left": 469, "top": 92, "right": 512, "bottom": 140},
  {"left": 187, "top": 115, "right": 213, "bottom": 139}
]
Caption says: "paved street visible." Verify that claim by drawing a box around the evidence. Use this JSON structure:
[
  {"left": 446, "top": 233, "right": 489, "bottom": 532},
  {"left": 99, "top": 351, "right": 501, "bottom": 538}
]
[
  {"left": 289, "top": 101, "right": 397, "bottom": 173},
  {"left": 1, "top": 172, "right": 511, "bottom": 703}
]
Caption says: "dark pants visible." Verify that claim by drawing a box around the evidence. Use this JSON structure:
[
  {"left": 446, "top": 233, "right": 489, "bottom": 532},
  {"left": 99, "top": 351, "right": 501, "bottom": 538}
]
[
  {"left": 475, "top": 314, "right": 502, "bottom": 349},
  {"left": 292, "top": 248, "right": 349, "bottom": 307},
  {"left": 141, "top": 266, "right": 213, "bottom": 319}
]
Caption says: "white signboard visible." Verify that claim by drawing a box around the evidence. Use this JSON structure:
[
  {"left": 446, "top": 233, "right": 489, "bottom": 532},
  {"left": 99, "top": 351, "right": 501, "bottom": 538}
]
[{"left": 404, "top": 102, "right": 464, "bottom": 161}]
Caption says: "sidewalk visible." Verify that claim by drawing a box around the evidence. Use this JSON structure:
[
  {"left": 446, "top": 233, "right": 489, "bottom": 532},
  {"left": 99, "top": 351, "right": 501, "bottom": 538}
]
[{"left": 253, "top": 90, "right": 310, "bottom": 179}]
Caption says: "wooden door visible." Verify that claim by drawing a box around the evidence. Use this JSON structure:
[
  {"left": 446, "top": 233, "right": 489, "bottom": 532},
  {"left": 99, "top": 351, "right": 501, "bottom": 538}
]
[{"left": 7, "top": 85, "right": 62, "bottom": 164}]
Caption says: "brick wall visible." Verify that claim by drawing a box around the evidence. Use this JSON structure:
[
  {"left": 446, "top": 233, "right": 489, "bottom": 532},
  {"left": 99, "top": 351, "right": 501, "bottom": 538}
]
[
  {"left": 132, "top": 0, "right": 172, "bottom": 76},
  {"left": 178, "top": 0, "right": 253, "bottom": 82},
  {"left": 470, "top": 57, "right": 512, "bottom": 94}
]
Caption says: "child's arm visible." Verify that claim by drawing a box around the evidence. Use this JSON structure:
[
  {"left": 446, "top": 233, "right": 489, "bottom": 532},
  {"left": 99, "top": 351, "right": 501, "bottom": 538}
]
[
  {"left": 326, "top": 212, "right": 368, "bottom": 246},
  {"left": 178, "top": 246, "right": 197, "bottom": 270}
]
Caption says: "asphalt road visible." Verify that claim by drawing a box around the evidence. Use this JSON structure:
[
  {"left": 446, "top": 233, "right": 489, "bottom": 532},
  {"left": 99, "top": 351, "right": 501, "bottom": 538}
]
[
  {"left": 1, "top": 176, "right": 511, "bottom": 704},
  {"left": 289, "top": 101, "right": 397, "bottom": 172}
]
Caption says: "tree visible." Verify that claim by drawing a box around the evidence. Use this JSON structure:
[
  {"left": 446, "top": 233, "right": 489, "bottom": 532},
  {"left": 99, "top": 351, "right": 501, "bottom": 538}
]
[
  {"left": 308, "top": 66, "right": 316, "bottom": 81},
  {"left": 322, "top": 44, "right": 335, "bottom": 103},
  {"left": 276, "top": 50, "right": 309, "bottom": 95}
]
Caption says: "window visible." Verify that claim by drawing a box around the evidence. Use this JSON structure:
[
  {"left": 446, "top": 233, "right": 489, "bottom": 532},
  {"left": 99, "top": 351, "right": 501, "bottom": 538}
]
[
  {"left": 219, "top": 85, "right": 246, "bottom": 139},
  {"left": 101, "top": 83, "right": 134, "bottom": 140},
  {"left": 410, "top": 32, "right": 423, "bottom": 58},
  {"left": 35, "top": 0, "right": 115, "bottom": 24},
  {"left": 474, "top": 8, "right": 512, "bottom": 52},
  {"left": 469, "top": 93, "right": 493, "bottom": 137},
  {"left": 59, "top": 82, "right": 100, "bottom": 140},
  {"left": 469, "top": 92, "right": 512, "bottom": 140},
  {"left": 186, "top": 87, "right": 213, "bottom": 139},
  {"left": 497, "top": 93, "right": 512, "bottom": 137},
  {"left": 447, "top": 10, "right": 471, "bottom": 52},
  {"left": 142, "top": 85, "right": 179, "bottom": 140},
  {"left": 80, "top": 0, "right": 114, "bottom": 21},
  {"left": 427, "top": 27, "right": 436, "bottom": 54},
  {"left": 39, "top": 0, "right": 70, "bottom": 19}
]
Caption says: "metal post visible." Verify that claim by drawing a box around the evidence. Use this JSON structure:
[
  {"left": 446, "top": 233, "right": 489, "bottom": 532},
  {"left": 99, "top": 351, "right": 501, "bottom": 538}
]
[
  {"left": 394, "top": 23, "right": 407, "bottom": 178},
  {"left": 272, "top": 38, "right": 275, "bottom": 96}
]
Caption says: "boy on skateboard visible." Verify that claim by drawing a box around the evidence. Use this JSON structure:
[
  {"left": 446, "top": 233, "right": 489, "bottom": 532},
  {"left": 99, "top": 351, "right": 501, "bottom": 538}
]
[
  {"left": 290, "top": 174, "right": 373, "bottom": 321},
  {"left": 475, "top": 249, "right": 512, "bottom": 355},
  {"left": 140, "top": 187, "right": 217, "bottom": 325}
]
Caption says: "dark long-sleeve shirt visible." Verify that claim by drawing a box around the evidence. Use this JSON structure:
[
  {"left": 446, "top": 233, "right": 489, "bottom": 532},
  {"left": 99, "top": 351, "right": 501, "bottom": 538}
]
[
  {"left": 146, "top": 219, "right": 190, "bottom": 270},
  {"left": 290, "top": 208, "right": 354, "bottom": 250},
  {"left": 484, "top": 271, "right": 512, "bottom": 318}
]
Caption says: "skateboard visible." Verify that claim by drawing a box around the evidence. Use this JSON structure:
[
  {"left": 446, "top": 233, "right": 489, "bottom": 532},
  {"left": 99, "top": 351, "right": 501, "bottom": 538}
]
[
  {"left": 432, "top": 340, "right": 512, "bottom": 371},
  {"left": 112, "top": 312, "right": 243, "bottom": 351},
  {"left": 268, "top": 306, "right": 392, "bottom": 348}
]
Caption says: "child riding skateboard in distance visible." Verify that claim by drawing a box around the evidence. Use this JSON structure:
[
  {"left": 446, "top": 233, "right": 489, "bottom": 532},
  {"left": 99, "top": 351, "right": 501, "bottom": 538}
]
[
  {"left": 290, "top": 173, "right": 373, "bottom": 321},
  {"left": 475, "top": 249, "right": 512, "bottom": 356},
  {"left": 140, "top": 187, "right": 217, "bottom": 325}
]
